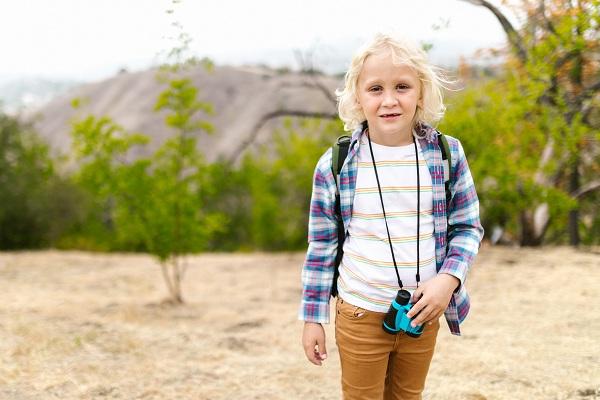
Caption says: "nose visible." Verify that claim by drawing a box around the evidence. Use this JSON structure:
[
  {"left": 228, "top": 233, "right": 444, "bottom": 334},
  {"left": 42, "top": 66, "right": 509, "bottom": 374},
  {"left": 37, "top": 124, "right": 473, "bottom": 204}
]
[{"left": 381, "top": 90, "right": 398, "bottom": 107}]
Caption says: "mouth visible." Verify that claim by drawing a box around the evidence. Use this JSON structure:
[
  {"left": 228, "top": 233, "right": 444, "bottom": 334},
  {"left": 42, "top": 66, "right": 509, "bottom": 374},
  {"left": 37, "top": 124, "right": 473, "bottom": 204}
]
[{"left": 380, "top": 113, "right": 401, "bottom": 118}]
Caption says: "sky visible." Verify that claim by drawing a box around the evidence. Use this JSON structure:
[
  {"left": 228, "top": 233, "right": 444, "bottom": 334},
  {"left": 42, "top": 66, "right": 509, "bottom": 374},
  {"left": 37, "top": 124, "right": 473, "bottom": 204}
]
[{"left": 0, "top": 0, "right": 515, "bottom": 83}]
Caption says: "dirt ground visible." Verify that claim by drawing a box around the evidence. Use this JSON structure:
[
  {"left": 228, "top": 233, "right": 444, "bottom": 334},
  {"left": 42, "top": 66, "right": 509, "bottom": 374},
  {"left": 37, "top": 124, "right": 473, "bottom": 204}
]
[{"left": 0, "top": 246, "right": 598, "bottom": 399}]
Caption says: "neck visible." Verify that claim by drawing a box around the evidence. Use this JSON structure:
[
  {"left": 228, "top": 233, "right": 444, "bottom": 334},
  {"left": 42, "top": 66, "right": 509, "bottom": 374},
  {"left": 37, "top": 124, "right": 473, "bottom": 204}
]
[{"left": 366, "top": 128, "right": 414, "bottom": 147}]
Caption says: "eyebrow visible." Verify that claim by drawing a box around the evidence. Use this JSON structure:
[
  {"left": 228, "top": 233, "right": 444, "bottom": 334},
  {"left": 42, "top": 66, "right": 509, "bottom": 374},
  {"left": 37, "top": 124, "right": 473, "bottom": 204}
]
[{"left": 362, "top": 78, "right": 416, "bottom": 87}]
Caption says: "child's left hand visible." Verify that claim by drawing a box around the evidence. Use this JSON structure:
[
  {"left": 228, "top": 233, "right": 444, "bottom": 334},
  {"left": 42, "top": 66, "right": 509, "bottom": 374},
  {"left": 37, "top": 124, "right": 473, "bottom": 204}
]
[{"left": 406, "top": 273, "right": 460, "bottom": 327}]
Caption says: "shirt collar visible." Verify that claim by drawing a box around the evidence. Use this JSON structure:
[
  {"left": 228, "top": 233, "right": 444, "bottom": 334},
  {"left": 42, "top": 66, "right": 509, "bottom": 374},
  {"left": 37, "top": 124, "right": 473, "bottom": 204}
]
[{"left": 348, "top": 121, "right": 438, "bottom": 149}]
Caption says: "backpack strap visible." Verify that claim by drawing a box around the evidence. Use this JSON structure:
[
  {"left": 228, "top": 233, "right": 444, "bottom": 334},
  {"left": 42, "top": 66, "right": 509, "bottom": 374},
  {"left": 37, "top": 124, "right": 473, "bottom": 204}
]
[
  {"left": 330, "top": 135, "right": 351, "bottom": 298},
  {"left": 437, "top": 132, "right": 452, "bottom": 209},
  {"left": 437, "top": 131, "right": 456, "bottom": 251}
]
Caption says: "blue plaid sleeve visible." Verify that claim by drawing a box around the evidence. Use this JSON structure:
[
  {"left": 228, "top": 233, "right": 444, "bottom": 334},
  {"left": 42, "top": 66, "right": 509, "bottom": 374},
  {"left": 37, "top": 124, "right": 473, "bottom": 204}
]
[
  {"left": 439, "top": 138, "right": 484, "bottom": 289},
  {"left": 298, "top": 148, "right": 338, "bottom": 324}
]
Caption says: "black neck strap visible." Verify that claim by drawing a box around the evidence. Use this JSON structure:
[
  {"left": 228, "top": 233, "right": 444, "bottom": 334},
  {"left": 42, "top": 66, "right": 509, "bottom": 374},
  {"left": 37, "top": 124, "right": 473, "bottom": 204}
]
[{"left": 366, "top": 130, "right": 421, "bottom": 290}]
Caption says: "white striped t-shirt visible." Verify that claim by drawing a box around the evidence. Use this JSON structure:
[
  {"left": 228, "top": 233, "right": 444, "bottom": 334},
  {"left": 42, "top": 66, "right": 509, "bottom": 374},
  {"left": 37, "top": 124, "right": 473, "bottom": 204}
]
[{"left": 338, "top": 134, "right": 437, "bottom": 312}]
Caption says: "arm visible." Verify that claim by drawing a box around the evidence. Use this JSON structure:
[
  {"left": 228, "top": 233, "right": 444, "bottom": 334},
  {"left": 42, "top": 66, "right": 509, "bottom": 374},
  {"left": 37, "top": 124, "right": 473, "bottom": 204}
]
[
  {"left": 407, "top": 139, "right": 484, "bottom": 326},
  {"left": 299, "top": 149, "right": 338, "bottom": 365},
  {"left": 438, "top": 139, "right": 484, "bottom": 290},
  {"left": 299, "top": 148, "right": 338, "bottom": 324}
]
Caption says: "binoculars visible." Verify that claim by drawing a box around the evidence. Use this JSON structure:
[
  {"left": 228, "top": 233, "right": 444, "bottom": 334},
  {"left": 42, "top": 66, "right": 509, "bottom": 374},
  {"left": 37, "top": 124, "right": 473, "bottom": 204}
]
[{"left": 382, "top": 289, "right": 424, "bottom": 337}]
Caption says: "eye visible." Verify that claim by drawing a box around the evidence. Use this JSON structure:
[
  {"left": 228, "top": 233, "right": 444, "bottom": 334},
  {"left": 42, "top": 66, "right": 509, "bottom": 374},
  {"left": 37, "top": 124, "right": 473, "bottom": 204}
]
[
  {"left": 368, "top": 85, "right": 382, "bottom": 92},
  {"left": 396, "top": 83, "right": 410, "bottom": 90}
]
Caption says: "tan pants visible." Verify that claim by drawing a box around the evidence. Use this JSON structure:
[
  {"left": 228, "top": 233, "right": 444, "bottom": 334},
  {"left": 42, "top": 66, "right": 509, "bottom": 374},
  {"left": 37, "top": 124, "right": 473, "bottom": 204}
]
[{"left": 335, "top": 297, "right": 440, "bottom": 400}]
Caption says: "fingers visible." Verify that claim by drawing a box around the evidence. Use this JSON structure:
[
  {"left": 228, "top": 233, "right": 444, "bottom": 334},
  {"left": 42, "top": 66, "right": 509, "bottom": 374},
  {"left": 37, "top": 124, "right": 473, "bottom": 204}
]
[
  {"left": 302, "top": 323, "right": 326, "bottom": 366},
  {"left": 316, "top": 336, "right": 327, "bottom": 361},
  {"left": 410, "top": 304, "right": 434, "bottom": 327},
  {"left": 413, "top": 305, "right": 446, "bottom": 327},
  {"left": 303, "top": 340, "right": 321, "bottom": 365},
  {"left": 304, "top": 343, "right": 327, "bottom": 365},
  {"left": 406, "top": 295, "right": 426, "bottom": 319},
  {"left": 407, "top": 293, "right": 444, "bottom": 326},
  {"left": 411, "top": 286, "right": 424, "bottom": 304}
]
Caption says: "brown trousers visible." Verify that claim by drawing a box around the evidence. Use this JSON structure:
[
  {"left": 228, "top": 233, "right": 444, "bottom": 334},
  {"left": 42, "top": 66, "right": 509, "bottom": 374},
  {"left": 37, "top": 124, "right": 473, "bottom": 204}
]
[{"left": 335, "top": 297, "right": 440, "bottom": 400}]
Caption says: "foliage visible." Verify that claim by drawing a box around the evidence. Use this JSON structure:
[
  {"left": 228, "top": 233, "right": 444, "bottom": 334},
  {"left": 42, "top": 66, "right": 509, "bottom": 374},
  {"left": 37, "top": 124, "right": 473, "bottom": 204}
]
[
  {"left": 458, "top": 0, "right": 600, "bottom": 245},
  {"left": 0, "top": 112, "right": 84, "bottom": 249},
  {"left": 440, "top": 78, "right": 576, "bottom": 242},
  {"left": 69, "top": 77, "right": 220, "bottom": 302},
  {"left": 242, "top": 119, "right": 341, "bottom": 250},
  {"left": 202, "top": 118, "right": 343, "bottom": 251}
]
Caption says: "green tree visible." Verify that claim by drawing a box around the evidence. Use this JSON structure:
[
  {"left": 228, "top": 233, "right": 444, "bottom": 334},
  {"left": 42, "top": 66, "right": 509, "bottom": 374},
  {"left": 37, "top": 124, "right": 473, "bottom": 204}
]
[
  {"left": 68, "top": 0, "right": 224, "bottom": 302},
  {"left": 239, "top": 118, "right": 341, "bottom": 250},
  {"left": 459, "top": 0, "right": 599, "bottom": 245},
  {"left": 196, "top": 118, "right": 342, "bottom": 251},
  {"left": 0, "top": 112, "right": 83, "bottom": 249},
  {"left": 441, "top": 79, "right": 576, "bottom": 244},
  {"left": 70, "top": 77, "right": 220, "bottom": 303}
]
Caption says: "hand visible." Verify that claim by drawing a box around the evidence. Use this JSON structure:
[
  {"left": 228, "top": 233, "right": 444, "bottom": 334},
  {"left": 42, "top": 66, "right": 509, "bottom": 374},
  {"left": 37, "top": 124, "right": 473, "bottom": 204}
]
[
  {"left": 406, "top": 273, "right": 460, "bottom": 327},
  {"left": 302, "top": 322, "right": 327, "bottom": 366}
]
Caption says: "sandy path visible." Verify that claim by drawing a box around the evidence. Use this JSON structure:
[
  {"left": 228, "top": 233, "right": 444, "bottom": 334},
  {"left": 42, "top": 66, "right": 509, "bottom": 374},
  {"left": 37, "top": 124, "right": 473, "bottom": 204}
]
[{"left": 0, "top": 246, "right": 598, "bottom": 399}]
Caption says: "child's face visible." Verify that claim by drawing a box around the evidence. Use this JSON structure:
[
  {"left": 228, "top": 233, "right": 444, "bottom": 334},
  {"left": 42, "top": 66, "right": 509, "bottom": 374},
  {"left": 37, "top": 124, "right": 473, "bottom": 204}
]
[{"left": 356, "top": 50, "right": 422, "bottom": 144}]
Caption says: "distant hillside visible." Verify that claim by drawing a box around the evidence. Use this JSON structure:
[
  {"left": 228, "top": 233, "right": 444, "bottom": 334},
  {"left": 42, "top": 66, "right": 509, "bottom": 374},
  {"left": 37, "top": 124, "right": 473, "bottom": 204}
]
[{"left": 22, "top": 65, "right": 342, "bottom": 163}]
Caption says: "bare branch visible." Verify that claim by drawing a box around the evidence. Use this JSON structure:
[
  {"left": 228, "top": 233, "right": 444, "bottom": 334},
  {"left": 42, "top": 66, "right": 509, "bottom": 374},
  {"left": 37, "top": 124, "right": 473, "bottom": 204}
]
[
  {"left": 294, "top": 48, "right": 318, "bottom": 74},
  {"left": 303, "top": 77, "right": 337, "bottom": 106},
  {"left": 459, "top": 0, "right": 528, "bottom": 63},
  {"left": 574, "top": 79, "right": 600, "bottom": 107},
  {"left": 160, "top": 261, "right": 176, "bottom": 299},
  {"left": 564, "top": 78, "right": 600, "bottom": 122},
  {"left": 278, "top": 78, "right": 338, "bottom": 106},
  {"left": 226, "top": 75, "right": 339, "bottom": 163},
  {"left": 572, "top": 179, "right": 600, "bottom": 199},
  {"left": 539, "top": 0, "right": 558, "bottom": 37},
  {"left": 534, "top": 137, "right": 555, "bottom": 186},
  {"left": 554, "top": 49, "right": 580, "bottom": 71},
  {"left": 229, "top": 110, "right": 339, "bottom": 163}
]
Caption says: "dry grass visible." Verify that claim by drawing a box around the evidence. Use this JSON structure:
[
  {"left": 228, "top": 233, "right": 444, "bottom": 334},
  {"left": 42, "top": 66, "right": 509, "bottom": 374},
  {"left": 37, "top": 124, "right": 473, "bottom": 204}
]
[{"left": 0, "top": 246, "right": 598, "bottom": 399}]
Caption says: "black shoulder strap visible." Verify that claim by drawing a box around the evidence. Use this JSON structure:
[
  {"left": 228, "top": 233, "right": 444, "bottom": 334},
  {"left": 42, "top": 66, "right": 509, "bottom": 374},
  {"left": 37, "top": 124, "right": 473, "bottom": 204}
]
[
  {"left": 330, "top": 135, "right": 350, "bottom": 298},
  {"left": 437, "top": 131, "right": 457, "bottom": 252},
  {"left": 437, "top": 132, "right": 452, "bottom": 210},
  {"left": 332, "top": 136, "right": 351, "bottom": 188}
]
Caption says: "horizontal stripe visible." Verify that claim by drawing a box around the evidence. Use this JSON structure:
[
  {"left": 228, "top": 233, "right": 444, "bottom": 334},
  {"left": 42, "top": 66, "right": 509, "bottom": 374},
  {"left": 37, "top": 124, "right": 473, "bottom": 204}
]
[
  {"left": 341, "top": 261, "right": 418, "bottom": 290},
  {"left": 345, "top": 250, "right": 436, "bottom": 268},
  {"left": 355, "top": 186, "right": 433, "bottom": 194},
  {"left": 338, "top": 276, "right": 391, "bottom": 307},
  {"left": 351, "top": 231, "right": 434, "bottom": 244},
  {"left": 352, "top": 210, "right": 433, "bottom": 219},
  {"left": 357, "top": 160, "right": 427, "bottom": 168}
]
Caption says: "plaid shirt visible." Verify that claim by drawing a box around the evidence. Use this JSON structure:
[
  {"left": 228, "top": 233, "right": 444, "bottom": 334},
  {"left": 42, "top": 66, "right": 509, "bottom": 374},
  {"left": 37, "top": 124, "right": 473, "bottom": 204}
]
[{"left": 299, "top": 123, "right": 484, "bottom": 336}]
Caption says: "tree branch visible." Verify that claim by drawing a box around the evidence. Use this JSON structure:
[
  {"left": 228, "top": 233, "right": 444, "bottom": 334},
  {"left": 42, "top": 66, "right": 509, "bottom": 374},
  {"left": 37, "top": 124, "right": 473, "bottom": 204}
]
[
  {"left": 459, "top": 0, "right": 528, "bottom": 63},
  {"left": 574, "top": 79, "right": 600, "bottom": 107},
  {"left": 303, "top": 76, "right": 338, "bottom": 106},
  {"left": 160, "top": 261, "right": 176, "bottom": 299},
  {"left": 539, "top": 0, "right": 558, "bottom": 37},
  {"left": 534, "top": 137, "right": 555, "bottom": 186},
  {"left": 228, "top": 110, "right": 339, "bottom": 163},
  {"left": 572, "top": 179, "right": 600, "bottom": 199},
  {"left": 277, "top": 79, "right": 338, "bottom": 106},
  {"left": 554, "top": 49, "right": 580, "bottom": 71}
]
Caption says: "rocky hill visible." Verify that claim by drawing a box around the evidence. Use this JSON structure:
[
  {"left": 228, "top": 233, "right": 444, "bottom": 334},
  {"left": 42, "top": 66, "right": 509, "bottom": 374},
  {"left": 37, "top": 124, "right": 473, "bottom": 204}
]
[{"left": 23, "top": 65, "right": 342, "bottom": 163}]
